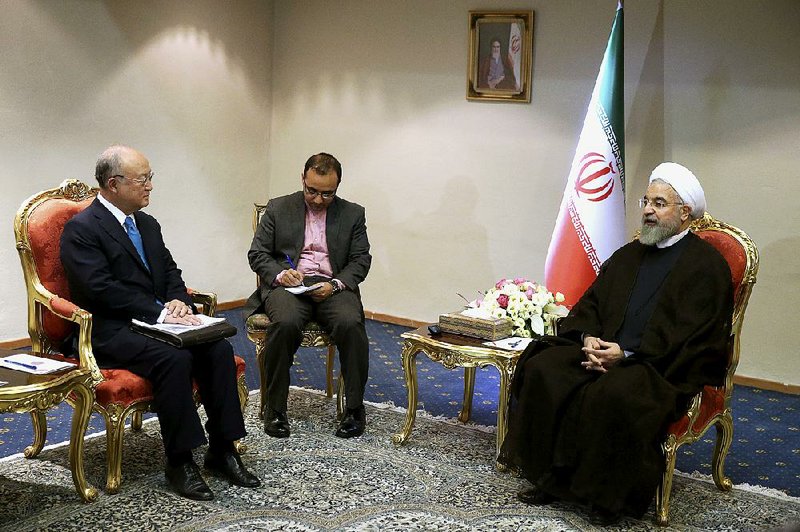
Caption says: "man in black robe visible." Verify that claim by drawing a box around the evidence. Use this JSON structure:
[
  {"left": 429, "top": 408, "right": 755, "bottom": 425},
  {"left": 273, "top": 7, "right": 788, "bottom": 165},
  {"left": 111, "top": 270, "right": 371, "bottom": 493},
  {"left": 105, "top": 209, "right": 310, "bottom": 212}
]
[{"left": 499, "top": 163, "right": 734, "bottom": 525}]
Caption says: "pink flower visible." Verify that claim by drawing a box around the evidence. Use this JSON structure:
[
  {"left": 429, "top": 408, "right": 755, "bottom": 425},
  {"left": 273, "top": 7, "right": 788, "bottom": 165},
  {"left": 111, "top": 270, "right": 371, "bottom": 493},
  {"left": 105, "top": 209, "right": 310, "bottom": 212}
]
[
  {"left": 497, "top": 294, "right": 509, "bottom": 309},
  {"left": 525, "top": 288, "right": 534, "bottom": 300},
  {"left": 495, "top": 278, "right": 508, "bottom": 290},
  {"left": 514, "top": 277, "right": 527, "bottom": 285}
]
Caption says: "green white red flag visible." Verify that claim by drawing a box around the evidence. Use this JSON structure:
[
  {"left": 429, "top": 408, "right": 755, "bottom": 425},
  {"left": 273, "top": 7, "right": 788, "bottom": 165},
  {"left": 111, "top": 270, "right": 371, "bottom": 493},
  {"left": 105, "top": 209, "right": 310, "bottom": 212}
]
[{"left": 544, "top": 3, "right": 625, "bottom": 307}]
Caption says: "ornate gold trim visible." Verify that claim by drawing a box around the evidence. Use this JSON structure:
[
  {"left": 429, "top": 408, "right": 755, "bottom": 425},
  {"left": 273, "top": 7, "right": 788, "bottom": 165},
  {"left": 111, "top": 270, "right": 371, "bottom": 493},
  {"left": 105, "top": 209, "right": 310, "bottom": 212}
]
[{"left": 392, "top": 329, "right": 520, "bottom": 462}]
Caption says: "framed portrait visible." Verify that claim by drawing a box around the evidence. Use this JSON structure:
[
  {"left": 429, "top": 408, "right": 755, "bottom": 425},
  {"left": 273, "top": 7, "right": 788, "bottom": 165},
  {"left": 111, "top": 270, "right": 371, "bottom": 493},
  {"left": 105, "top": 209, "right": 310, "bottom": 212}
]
[{"left": 467, "top": 11, "right": 534, "bottom": 103}]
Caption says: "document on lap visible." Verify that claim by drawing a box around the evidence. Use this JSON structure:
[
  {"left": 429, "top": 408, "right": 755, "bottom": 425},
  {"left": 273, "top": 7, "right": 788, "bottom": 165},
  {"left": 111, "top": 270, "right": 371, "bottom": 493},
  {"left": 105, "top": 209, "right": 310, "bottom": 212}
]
[
  {"left": 130, "top": 314, "right": 237, "bottom": 348},
  {"left": 131, "top": 313, "right": 225, "bottom": 334},
  {"left": 0, "top": 353, "right": 75, "bottom": 374},
  {"left": 285, "top": 284, "right": 322, "bottom": 295},
  {"left": 483, "top": 337, "right": 534, "bottom": 351}
]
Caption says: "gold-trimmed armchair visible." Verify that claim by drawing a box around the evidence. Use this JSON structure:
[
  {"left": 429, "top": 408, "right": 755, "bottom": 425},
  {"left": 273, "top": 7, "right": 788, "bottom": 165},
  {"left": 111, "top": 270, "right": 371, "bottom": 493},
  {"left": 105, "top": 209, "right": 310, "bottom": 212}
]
[
  {"left": 245, "top": 203, "right": 344, "bottom": 420},
  {"left": 654, "top": 213, "right": 759, "bottom": 526},
  {"left": 13, "top": 179, "right": 250, "bottom": 493}
]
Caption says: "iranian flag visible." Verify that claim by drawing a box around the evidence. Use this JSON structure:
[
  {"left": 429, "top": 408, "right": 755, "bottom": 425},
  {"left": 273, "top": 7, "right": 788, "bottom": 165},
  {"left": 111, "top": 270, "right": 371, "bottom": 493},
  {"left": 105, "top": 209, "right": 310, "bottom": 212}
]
[
  {"left": 508, "top": 21, "right": 523, "bottom": 92},
  {"left": 544, "top": 3, "right": 625, "bottom": 307}
]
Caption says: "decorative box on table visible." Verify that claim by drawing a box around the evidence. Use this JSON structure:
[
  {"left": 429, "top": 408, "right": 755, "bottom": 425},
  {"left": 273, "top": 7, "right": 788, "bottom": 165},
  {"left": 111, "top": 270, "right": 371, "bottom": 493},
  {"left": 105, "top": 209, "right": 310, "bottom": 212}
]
[{"left": 438, "top": 311, "right": 512, "bottom": 341}]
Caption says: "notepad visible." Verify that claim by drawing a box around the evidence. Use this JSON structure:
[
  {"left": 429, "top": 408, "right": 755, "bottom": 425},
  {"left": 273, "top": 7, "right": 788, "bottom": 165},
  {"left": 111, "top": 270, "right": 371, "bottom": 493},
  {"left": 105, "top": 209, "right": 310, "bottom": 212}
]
[
  {"left": 285, "top": 284, "right": 323, "bottom": 295},
  {"left": 0, "top": 354, "right": 75, "bottom": 374}
]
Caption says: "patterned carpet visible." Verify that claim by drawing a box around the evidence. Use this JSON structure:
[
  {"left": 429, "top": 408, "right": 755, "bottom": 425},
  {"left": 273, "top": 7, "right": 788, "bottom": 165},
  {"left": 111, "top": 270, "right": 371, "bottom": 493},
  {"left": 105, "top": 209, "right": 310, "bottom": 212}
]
[
  {"left": 1, "top": 387, "right": 799, "bottom": 532},
  {"left": 1, "top": 311, "right": 799, "bottom": 502}
]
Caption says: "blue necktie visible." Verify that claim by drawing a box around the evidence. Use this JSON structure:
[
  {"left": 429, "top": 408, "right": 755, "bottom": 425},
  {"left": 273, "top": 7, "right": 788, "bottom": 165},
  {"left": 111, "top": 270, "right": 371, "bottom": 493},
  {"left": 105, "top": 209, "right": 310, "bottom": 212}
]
[{"left": 124, "top": 216, "right": 150, "bottom": 271}]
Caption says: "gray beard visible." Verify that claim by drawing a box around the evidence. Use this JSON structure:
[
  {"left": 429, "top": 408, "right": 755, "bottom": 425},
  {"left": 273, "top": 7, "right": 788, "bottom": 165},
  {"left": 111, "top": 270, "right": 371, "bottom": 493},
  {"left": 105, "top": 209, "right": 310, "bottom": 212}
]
[{"left": 639, "top": 218, "right": 681, "bottom": 246}]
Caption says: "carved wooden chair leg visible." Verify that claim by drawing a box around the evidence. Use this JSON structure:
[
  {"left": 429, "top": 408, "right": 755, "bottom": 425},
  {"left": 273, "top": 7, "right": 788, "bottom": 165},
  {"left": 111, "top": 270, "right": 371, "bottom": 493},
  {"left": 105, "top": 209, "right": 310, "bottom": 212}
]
[
  {"left": 325, "top": 345, "right": 336, "bottom": 398},
  {"left": 712, "top": 414, "right": 734, "bottom": 491},
  {"left": 25, "top": 410, "right": 47, "bottom": 458},
  {"left": 236, "top": 375, "right": 249, "bottom": 414},
  {"left": 655, "top": 436, "right": 679, "bottom": 526},
  {"left": 131, "top": 411, "right": 143, "bottom": 431},
  {"left": 256, "top": 343, "right": 268, "bottom": 420},
  {"left": 102, "top": 407, "right": 128, "bottom": 494}
]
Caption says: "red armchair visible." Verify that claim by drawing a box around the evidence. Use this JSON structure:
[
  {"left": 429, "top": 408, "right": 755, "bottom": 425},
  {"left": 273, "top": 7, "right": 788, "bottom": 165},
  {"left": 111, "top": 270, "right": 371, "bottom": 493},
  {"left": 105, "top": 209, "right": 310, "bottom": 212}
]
[
  {"left": 654, "top": 213, "right": 759, "bottom": 525},
  {"left": 14, "top": 179, "right": 249, "bottom": 493}
]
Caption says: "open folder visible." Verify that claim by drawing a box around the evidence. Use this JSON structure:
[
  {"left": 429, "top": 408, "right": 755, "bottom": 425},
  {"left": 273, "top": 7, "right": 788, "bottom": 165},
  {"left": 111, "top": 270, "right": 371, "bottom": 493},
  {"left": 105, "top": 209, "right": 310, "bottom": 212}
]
[{"left": 130, "top": 315, "right": 237, "bottom": 348}]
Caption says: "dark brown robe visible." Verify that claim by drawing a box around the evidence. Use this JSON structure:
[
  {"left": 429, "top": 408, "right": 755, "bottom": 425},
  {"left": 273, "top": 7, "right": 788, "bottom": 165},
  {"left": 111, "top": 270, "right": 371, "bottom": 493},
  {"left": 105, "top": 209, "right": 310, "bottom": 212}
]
[{"left": 499, "top": 233, "right": 733, "bottom": 517}]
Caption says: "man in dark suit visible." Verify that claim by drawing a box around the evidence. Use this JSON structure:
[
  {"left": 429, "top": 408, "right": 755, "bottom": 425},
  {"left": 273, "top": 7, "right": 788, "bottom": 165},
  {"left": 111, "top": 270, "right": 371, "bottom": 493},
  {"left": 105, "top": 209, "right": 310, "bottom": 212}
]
[
  {"left": 60, "top": 145, "right": 259, "bottom": 500},
  {"left": 245, "top": 153, "right": 372, "bottom": 439}
]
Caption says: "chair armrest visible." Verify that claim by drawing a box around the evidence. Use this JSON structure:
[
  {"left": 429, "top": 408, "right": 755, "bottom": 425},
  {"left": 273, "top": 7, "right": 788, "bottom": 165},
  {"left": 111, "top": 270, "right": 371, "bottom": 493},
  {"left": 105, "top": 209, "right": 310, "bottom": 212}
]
[
  {"left": 188, "top": 288, "right": 217, "bottom": 317},
  {"left": 42, "top": 295, "right": 103, "bottom": 386}
]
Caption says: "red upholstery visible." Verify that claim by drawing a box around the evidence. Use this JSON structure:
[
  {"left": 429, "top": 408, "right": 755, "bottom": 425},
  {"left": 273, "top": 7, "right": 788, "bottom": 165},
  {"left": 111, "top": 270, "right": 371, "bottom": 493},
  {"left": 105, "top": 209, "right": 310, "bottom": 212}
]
[
  {"left": 696, "top": 231, "right": 747, "bottom": 301},
  {"left": 28, "top": 197, "right": 94, "bottom": 345}
]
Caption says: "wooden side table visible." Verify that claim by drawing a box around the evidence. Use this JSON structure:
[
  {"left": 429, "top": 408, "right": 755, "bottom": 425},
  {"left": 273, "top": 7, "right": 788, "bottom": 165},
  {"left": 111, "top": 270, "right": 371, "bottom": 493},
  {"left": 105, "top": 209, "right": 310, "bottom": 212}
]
[
  {"left": 391, "top": 326, "right": 522, "bottom": 463},
  {"left": 0, "top": 350, "right": 97, "bottom": 502}
]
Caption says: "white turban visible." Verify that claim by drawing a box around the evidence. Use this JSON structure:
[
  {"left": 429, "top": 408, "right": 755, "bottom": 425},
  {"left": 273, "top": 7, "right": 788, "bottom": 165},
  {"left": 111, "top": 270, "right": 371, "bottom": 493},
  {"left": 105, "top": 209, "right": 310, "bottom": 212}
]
[{"left": 648, "top": 162, "right": 706, "bottom": 219}]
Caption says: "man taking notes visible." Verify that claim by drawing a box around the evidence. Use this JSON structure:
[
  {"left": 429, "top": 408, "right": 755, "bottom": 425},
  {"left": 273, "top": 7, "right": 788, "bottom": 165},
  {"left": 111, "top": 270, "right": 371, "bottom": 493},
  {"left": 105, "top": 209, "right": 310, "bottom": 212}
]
[
  {"left": 245, "top": 153, "right": 372, "bottom": 439},
  {"left": 499, "top": 163, "right": 733, "bottom": 525},
  {"left": 60, "top": 145, "right": 259, "bottom": 500}
]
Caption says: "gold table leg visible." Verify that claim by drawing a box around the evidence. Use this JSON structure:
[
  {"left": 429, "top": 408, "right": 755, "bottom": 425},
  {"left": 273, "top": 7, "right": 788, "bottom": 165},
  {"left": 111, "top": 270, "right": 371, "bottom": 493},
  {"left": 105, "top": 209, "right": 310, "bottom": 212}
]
[
  {"left": 392, "top": 342, "right": 419, "bottom": 445},
  {"left": 24, "top": 410, "right": 47, "bottom": 458},
  {"left": 458, "top": 367, "right": 476, "bottom": 423},
  {"left": 68, "top": 381, "right": 98, "bottom": 502}
]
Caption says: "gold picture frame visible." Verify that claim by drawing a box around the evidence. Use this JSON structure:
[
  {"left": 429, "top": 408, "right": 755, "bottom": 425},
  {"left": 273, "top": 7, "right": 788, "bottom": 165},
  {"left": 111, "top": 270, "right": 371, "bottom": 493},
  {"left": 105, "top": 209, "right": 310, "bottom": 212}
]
[{"left": 467, "top": 10, "right": 534, "bottom": 103}]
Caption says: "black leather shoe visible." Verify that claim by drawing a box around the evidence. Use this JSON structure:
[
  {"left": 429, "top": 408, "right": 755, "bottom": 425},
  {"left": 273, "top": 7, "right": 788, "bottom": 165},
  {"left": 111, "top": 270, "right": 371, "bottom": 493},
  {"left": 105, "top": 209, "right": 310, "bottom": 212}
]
[
  {"left": 588, "top": 506, "right": 622, "bottom": 526},
  {"left": 264, "top": 408, "right": 290, "bottom": 438},
  {"left": 165, "top": 460, "right": 214, "bottom": 501},
  {"left": 335, "top": 405, "right": 366, "bottom": 438},
  {"left": 517, "top": 486, "right": 556, "bottom": 505},
  {"left": 204, "top": 450, "right": 261, "bottom": 488}
]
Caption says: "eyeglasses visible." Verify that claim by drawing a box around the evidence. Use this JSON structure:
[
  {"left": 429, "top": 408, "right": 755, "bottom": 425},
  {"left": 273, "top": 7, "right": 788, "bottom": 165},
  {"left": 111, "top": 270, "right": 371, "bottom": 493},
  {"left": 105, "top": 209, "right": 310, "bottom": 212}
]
[
  {"left": 638, "top": 197, "right": 683, "bottom": 210},
  {"left": 113, "top": 172, "right": 154, "bottom": 186},
  {"left": 303, "top": 181, "right": 336, "bottom": 199}
]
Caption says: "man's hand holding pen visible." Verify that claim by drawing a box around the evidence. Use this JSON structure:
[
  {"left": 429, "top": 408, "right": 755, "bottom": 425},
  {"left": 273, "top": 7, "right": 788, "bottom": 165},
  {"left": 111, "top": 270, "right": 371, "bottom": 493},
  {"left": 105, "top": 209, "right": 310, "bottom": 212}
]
[
  {"left": 279, "top": 269, "right": 304, "bottom": 287},
  {"left": 280, "top": 253, "right": 304, "bottom": 287}
]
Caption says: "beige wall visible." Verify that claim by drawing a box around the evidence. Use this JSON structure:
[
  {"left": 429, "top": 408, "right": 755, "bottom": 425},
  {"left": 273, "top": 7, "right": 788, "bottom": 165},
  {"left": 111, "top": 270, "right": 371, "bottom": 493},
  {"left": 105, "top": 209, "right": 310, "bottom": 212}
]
[
  {"left": 0, "top": 1, "right": 272, "bottom": 337},
  {"left": 267, "top": 0, "right": 799, "bottom": 385},
  {"left": 1, "top": 1, "right": 798, "bottom": 385}
]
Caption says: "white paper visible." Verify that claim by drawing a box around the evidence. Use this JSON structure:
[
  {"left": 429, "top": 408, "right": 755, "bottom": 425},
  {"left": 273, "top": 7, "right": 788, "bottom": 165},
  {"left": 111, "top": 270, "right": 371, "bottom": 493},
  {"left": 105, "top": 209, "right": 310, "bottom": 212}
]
[
  {"left": 0, "top": 353, "right": 76, "bottom": 374},
  {"left": 482, "top": 337, "right": 533, "bottom": 351},
  {"left": 132, "top": 313, "right": 225, "bottom": 335},
  {"left": 285, "top": 284, "right": 323, "bottom": 295}
]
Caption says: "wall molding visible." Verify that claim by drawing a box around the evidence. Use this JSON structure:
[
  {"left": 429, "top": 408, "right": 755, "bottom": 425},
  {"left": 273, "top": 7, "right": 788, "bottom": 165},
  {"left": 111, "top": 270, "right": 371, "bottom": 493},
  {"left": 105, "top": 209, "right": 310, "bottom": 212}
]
[{"left": 3, "top": 304, "right": 797, "bottom": 395}]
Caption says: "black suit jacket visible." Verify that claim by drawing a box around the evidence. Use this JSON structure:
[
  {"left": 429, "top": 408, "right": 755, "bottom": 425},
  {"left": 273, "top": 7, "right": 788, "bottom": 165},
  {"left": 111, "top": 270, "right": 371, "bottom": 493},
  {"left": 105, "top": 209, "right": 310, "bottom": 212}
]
[
  {"left": 244, "top": 191, "right": 371, "bottom": 315},
  {"left": 60, "top": 198, "right": 193, "bottom": 360}
]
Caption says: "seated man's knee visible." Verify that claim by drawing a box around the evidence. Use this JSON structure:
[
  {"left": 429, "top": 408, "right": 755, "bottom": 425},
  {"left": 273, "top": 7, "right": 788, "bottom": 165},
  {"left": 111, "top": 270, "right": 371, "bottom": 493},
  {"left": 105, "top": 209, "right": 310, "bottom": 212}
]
[{"left": 268, "top": 316, "right": 306, "bottom": 338}]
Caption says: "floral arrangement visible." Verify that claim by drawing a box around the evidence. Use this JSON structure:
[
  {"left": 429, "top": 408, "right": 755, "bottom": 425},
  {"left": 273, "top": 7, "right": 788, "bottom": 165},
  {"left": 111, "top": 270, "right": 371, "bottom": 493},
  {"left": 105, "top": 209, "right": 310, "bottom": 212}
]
[{"left": 471, "top": 278, "right": 568, "bottom": 338}]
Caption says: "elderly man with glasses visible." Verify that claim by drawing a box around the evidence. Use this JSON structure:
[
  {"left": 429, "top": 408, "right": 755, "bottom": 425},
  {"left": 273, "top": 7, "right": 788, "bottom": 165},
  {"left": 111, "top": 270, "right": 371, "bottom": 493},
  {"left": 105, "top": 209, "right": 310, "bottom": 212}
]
[
  {"left": 61, "top": 145, "right": 260, "bottom": 501},
  {"left": 499, "top": 163, "right": 734, "bottom": 525},
  {"left": 245, "top": 153, "right": 372, "bottom": 439}
]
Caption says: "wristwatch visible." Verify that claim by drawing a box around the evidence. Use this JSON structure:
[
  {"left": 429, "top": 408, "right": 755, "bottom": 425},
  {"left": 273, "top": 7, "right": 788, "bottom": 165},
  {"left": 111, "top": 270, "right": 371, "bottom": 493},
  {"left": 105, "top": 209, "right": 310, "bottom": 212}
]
[{"left": 328, "top": 280, "right": 343, "bottom": 294}]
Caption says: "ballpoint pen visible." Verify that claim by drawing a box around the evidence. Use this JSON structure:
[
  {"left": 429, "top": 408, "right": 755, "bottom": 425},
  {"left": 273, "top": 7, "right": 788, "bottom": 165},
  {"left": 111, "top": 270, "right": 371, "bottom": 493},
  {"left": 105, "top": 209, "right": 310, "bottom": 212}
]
[
  {"left": 285, "top": 254, "right": 296, "bottom": 269},
  {"left": 3, "top": 359, "right": 39, "bottom": 371}
]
